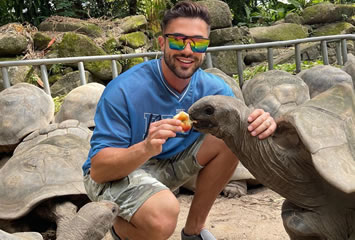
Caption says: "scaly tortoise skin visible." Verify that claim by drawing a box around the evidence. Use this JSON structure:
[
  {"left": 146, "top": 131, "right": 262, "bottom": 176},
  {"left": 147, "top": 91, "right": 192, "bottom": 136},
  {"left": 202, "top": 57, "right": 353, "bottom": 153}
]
[{"left": 189, "top": 83, "right": 355, "bottom": 239}]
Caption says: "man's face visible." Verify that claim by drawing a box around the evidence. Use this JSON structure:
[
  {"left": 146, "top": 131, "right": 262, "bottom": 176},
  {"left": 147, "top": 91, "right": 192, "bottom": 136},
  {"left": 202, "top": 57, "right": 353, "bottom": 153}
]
[{"left": 159, "top": 17, "right": 209, "bottom": 80}]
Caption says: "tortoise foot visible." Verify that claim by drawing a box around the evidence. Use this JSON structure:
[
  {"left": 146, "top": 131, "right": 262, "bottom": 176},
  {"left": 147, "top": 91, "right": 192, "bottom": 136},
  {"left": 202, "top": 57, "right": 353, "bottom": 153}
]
[{"left": 281, "top": 201, "right": 324, "bottom": 240}]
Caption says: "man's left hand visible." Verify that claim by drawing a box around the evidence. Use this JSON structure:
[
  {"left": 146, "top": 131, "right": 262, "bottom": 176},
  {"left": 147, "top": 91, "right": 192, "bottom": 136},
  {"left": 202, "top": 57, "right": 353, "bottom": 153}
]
[{"left": 247, "top": 109, "right": 276, "bottom": 140}]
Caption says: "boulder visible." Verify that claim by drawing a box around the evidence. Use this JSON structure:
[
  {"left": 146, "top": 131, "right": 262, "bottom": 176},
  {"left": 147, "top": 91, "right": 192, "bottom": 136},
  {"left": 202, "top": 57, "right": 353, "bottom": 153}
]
[
  {"left": 197, "top": 0, "right": 233, "bottom": 29},
  {"left": 312, "top": 22, "right": 355, "bottom": 37},
  {"left": 119, "top": 32, "right": 148, "bottom": 49},
  {"left": 0, "top": 65, "right": 32, "bottom": 91},
  {"left": 0, "top": 24, "right": 28, "bottom": 57},
  {"left": 56, "top": 32, "right": 121, "bottom": 81},
  {"left": 250, "top": 23, "right": 308, "bottom": 43},
  {"left": 302, "top": 3, "right": 336, "bottom": 24},
  {"left": 208, "top": 48, "right": 240, "bottom": 76},
  {"left": 38, "top": 16, "right": 103, "bottom": 38},
  {"left": 284, "top": 13, "right": 304, "bottom": 25},
  {"left": 209, "top": 26, "right": 251, "bottom": 46},
  {"left": 116, "top": 15, "right": 148, "bottom": 33},
  {"left": 33, "top": 32, "right": 52, "bottom": 50},
  {"left": 50, "top": 70, "right": 96, "bottom": 97}
]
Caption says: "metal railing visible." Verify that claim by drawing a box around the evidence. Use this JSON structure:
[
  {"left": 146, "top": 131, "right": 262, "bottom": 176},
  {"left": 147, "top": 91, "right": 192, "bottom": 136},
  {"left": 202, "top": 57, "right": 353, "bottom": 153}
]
[{"left": 1, "top": 34, "right": 354, "bottom": 93}]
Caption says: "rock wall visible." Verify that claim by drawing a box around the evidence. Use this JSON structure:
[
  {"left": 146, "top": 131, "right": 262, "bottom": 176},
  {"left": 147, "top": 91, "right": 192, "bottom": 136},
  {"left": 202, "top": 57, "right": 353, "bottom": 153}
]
[{"left": 0, "top": 0, "right": 354, "bottom": 93}]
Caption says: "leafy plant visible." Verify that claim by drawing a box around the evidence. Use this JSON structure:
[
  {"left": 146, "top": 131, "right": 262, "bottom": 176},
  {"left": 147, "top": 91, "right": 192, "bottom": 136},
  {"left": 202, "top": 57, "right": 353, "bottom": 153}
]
[
  {"left": 53, "top": 95, "right": 66, "bottom": 114},
  {"left": 137, "top": 0, "right": 175, "bottom": 34},
  {"left": 233, "top": 59, "right": 325, "bottom": 83}
]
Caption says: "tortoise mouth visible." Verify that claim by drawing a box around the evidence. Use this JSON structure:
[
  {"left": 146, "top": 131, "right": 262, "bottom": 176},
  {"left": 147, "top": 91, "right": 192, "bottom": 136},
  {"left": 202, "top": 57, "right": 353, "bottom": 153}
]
[{"left": 191, "top": 119, "right": 216, "bottom": 130}]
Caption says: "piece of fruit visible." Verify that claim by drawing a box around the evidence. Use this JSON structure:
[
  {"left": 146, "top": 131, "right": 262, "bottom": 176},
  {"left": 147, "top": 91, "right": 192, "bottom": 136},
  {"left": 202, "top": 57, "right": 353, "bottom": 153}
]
[{"left": 173, "top": 111, "right": 193, "bottom": 133}]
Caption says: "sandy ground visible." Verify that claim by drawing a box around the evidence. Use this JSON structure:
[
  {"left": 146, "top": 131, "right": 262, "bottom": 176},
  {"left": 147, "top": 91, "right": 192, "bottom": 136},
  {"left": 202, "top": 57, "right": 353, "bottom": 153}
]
[
  {"left": 170, "top": 186, "right": 289, "bottom": 240},
  {"left": 102, "top": 186, "right": 289, "bottom": 240}
]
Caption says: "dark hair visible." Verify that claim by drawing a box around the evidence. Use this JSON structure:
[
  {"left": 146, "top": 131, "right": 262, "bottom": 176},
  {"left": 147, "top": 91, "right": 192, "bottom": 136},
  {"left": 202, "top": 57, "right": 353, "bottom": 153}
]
[{"left": 161, "top": 1, "right": 211, "bottom": 33}]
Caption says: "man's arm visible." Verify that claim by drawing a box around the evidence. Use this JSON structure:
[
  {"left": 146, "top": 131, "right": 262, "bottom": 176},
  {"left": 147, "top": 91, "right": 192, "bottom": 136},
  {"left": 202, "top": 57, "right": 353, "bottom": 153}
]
[{"left": 90, "top": 119, "right": 183, "bottom": 183}]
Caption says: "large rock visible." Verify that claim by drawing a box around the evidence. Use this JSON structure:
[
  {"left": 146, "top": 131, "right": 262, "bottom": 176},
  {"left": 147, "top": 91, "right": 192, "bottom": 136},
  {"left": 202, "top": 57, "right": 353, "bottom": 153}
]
[
  {"left": 50, "top": 70, "right": 96, "bottom": 97},
  {"left": 116, "top": 15, "right": 147, "bottom": 33},
  {"left": 209, "top": 26, "right": 251, "bottom": 46},
  {"left": 0, "top": 23, "right": 28, "bottom": 57},
  {"left": 119, "top": 32, "right": 148, "bottom": 49},
  {"left": 312, "top": 22, "right": 355, "bottom": 37},
  {"left": 250, "top": 23, "right": 308, "bottom": 43},
  {"left": 0, "top": 65, "right": 32, "bottom": 91},
  {"left": 284, "top": 13, "right": 304, "bottom": 25},
  {"left": 33, "top": 32, "right": 52, "bottom": 50},
  {"left": 302, "top": 3, "right": 355, "bottom": 25},
  {"left": 208, "top": 48, "right": 239, "bottom": 76},
  {"left": 197, "top": 0, "right": 233, "bottom": 29},
  {"left": 38, "top": 16, "right": 103, "bottom": 38},
  {"left": 56, "top": 32, "right": 121, "bottom": 81}
]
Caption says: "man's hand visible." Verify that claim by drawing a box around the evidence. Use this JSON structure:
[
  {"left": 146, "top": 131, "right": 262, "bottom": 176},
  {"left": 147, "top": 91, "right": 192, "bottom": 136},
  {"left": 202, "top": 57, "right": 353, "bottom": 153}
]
[
  {"left": 143, "top": 119, "right": 183, "bottom": 156},
  {"left": 247, "top": 109, "right": 276, "bottom": 140}
]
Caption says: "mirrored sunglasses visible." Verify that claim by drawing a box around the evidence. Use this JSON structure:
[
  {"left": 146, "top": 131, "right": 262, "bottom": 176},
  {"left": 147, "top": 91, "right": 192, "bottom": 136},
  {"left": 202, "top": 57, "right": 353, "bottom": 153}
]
[{"left": 164, "top": 34, "right": 210, "bottom": 53}]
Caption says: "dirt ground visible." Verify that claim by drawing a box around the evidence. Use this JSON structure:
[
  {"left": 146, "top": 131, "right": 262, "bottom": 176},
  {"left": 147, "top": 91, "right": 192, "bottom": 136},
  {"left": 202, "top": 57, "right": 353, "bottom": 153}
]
[{"left": 170, "top": 186, "right": 289, "bottom": 240}]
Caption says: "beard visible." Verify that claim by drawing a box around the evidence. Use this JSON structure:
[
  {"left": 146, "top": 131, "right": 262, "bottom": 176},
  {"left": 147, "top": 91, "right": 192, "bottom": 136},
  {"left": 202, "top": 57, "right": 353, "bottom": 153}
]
[{"left": 163, "top": 50, "right": 204, "bottom": 79}]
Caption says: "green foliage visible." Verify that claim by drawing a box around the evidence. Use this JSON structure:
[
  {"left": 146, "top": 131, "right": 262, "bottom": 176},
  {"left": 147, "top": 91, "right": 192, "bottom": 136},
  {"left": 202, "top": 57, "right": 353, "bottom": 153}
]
[
  {"left": 53, "top": 95, "right": 66, "bottom": 114},
  {"left": 0, "top": 0, "right": 353, "bottom": 29},
  {"left": 136, "top": 0, "right": 175, "bottom": 34},
  {"left": 222, "top": 0, "right": 354, "bottom": 27},
  {"left": 234, "top": 59, "right": 324, "bottom": 82}
]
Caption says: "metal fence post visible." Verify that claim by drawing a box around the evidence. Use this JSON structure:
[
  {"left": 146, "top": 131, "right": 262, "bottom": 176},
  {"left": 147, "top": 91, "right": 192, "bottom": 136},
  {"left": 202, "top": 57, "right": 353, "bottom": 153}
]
[
  {"left": 341, "top": 39, "right": 348, "bottom": 64},
  {"left": 111, "top": 60, "right": 118, "bottom": 79},
  {"left": 267, "top": 48, "right": 273, "bottom": 70},
  {"left": 1, "top": 67, "right": 10, "bottom": 89},
  {"left": 78, "top": 62, "right": 86, "bottom": 85},
  {"left": 40, "top": 65, "right": 51, "bottom": 95},
  {"left": 321, "top": 40, "right": 329, "bottom": 65},
  {"left": 295, "top": 44, "right": 301, "bottom": 73},
  {"left": 237, "top": 50, "right": 244, "bottom": 88},
  {"left": 206, "top": 52, "right": 213, "bottom": 69},
  {"left": 335, "top": 41, "right": 343, "bottom": 65}
]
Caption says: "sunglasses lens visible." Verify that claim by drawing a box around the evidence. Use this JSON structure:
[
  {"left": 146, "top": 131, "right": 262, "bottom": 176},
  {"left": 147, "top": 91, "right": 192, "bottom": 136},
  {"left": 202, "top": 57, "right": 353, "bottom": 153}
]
[
  {"left": 168, "top": 36, "right": 186, "bottom": 51},
  {"left": 166, "top": 35, "right": 209, "bottom": 53},
  {"left": 190, "top": 38, "right": 210, "bottom": 53}
]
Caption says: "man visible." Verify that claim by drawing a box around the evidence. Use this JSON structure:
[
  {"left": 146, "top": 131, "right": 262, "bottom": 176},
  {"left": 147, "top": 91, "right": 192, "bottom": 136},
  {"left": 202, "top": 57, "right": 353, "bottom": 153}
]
[{"left": 82, "top": 1, "right": 276, "bottom": 240}]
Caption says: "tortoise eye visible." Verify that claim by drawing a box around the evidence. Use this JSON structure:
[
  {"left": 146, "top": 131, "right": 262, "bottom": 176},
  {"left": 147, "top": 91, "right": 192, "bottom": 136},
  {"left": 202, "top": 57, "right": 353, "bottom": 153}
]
[{"left": 204, "top": 106, "right": 214, "bottom": 115}]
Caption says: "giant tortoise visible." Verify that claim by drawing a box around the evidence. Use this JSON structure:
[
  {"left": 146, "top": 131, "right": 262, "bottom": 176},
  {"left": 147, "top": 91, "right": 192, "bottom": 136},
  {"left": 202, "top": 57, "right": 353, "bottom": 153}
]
[
  {"left": 0, "top": 83, "right": 54, "bottom": 152},
  {"left": 189, "top": 82, "right": 355, "bottom": 239},
  {"left": 183, "top": 68, "right": 255, "bottom": 198},
  {"left": 242, "top": 70, "right": 310, "bottom": 119},
  {"left": 297, "top": 65, "right": 353, "bottom": 98},
  {"left": 54, "top": 82, "right": 105, "bottom": 129},
  {"left": 0, "top": 120, "right": 117, "bottom": 240}
]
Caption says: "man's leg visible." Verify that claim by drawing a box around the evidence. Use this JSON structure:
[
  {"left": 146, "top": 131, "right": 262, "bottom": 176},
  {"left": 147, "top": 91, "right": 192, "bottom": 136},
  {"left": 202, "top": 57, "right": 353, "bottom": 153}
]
[
  {"left": 113, "top": 189, "right": 179, "bottom": 240},
  {"left": 84, "top": 169, "right": 180, "bottom": 240},
  {"left": 183, "top": 134, "right": 239, "bottom": 235}
]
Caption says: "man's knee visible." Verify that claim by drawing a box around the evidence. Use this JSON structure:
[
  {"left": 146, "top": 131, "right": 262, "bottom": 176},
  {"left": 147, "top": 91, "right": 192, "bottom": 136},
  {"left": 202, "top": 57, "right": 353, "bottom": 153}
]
[
  {"left": 197, "top": 134, "right": 238, "bottom": 166},
  {"left": 132, "top": 191, "right": 180, "bottom": 239}
]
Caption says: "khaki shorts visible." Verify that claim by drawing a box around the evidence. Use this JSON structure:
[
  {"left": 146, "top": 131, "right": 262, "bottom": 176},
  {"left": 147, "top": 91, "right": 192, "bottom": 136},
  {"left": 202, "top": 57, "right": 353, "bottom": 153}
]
[{"left": 83, "top": 134, "right": 205, "bottom": 222}]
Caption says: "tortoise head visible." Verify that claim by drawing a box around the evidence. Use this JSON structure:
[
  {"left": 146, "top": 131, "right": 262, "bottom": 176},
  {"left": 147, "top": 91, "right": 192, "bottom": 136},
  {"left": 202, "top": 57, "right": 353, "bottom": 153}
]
[{"left": 189, "top": 95, "right": 249, "bottom": 139}]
